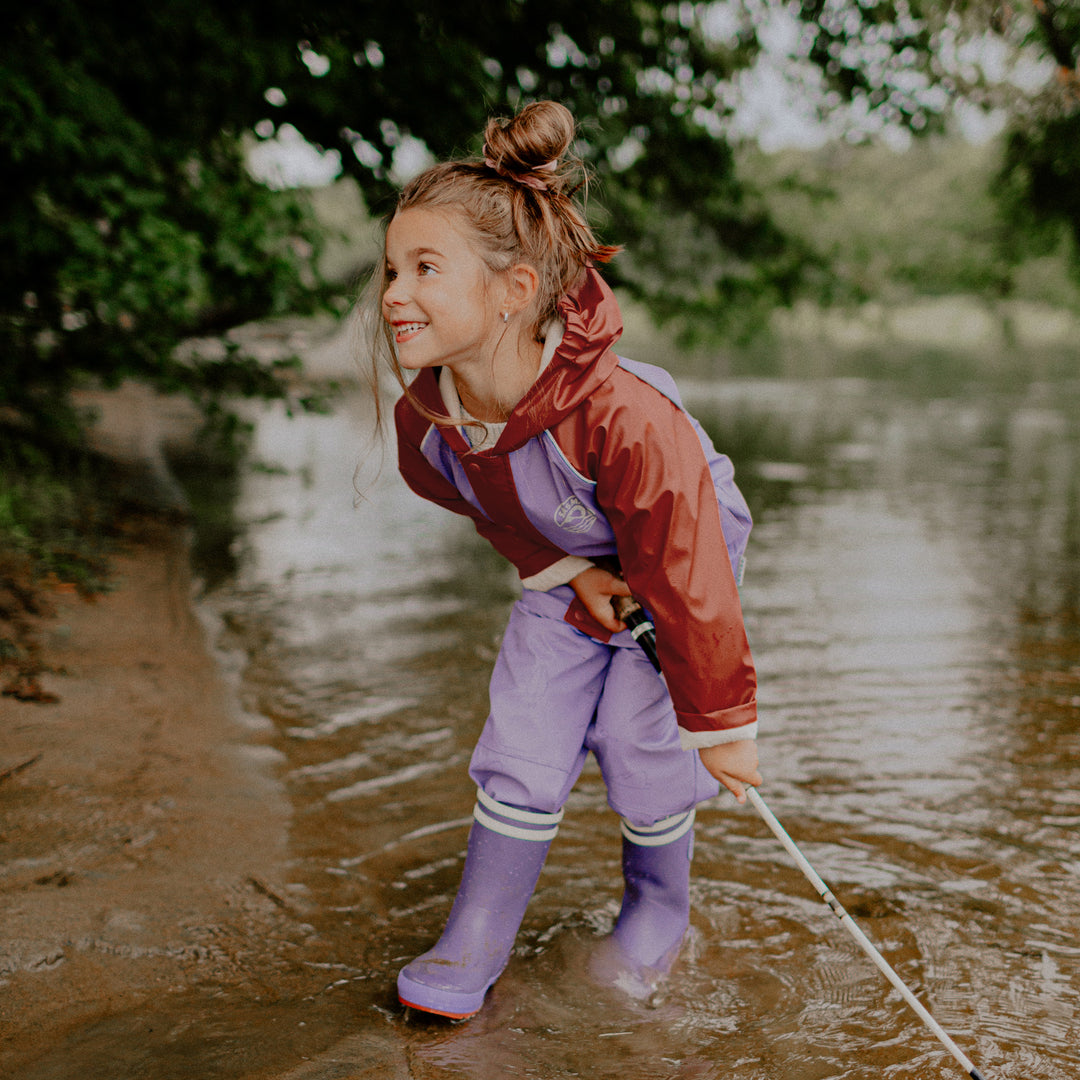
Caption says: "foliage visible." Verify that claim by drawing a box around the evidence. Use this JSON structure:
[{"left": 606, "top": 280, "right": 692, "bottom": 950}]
[
  {"left": 0, "top": 441, "right": 112, "bottom": 582},
  {"left": 4, "top": 0, "right": 1079, "bottom": 428},
  {"left": 748, "top": 138, "right": 1017, "bottom": 304},
  {"left": 0, "top": 0, "right": 813, "bottom": 426},
  {"left": 996, "top": 0, "right": 1080, "bottom": 274},
  {"left": 789, "top": 0, "right": 1080, "bottom": 278},
  {"left": 0, "top": 421, "right": 124, "bottom": 701},
  {"left": 1, "top": 3, "right": 326, "bottom": 431}
]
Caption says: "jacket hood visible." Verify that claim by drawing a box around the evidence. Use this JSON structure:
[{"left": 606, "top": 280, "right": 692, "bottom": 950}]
[
  {"left": 404, "top": 267, "right": 623, "bottom": 454},
  {"left": 499, "top": 266, "right": 624, "bottom": 450}
]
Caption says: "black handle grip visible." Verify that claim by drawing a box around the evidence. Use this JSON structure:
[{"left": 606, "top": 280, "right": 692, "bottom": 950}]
[{"left": 611, "top": 596, "right": 662, "bottom": 673}]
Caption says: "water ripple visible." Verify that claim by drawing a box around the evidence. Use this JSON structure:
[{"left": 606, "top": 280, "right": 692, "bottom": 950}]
[{"left": 325, "top": 757, "right": 462, "bottom": 802}]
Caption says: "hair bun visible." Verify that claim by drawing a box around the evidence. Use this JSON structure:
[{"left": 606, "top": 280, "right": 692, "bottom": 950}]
[{"left": 482, "top": 101, "right": 575, "bottom": 191}]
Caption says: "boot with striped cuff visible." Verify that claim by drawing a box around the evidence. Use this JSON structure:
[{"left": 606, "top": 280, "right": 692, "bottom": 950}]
[
  {"left": 590, "top": 808, "right": 695, "bottom": 996},
  {"left": 397, "top": 788, "right": 560, "bottom": 1019}
]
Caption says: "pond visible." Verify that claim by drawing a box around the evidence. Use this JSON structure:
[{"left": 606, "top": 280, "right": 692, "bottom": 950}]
[{"left": 44, "top": 370, "right": 1080, "bottom": 1078}]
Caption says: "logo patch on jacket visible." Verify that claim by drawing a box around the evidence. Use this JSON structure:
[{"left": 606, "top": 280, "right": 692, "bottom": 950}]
[{"left": 554, "top": 495, "right": 597, "bottom": 534}]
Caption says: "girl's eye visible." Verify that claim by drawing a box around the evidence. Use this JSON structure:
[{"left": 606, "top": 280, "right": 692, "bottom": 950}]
[
  {"left": 385, "top": 268, "right": 398, "bottom": 283},
  {"left": 418, "top": 262, "right": 436, "bottom": 275}
]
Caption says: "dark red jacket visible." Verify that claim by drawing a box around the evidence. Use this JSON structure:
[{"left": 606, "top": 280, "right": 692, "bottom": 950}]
[{"left": 395, "top": 268, "right": 757, "bottom": 740}]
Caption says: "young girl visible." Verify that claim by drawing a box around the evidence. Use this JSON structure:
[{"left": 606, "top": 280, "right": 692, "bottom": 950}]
[{"left": 367, "top": 100, "right": 761, "bottom": 1019}]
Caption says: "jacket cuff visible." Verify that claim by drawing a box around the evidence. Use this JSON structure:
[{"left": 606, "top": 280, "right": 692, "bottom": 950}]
[
  {"left": 675, "top": 699, "right": 757, "bottom": 741},
  {"left": 522, "top": 555, "right": 594, "bottom": 592},
  {"left": 679, "top": 719, "right": 758, "bottom": 750}
]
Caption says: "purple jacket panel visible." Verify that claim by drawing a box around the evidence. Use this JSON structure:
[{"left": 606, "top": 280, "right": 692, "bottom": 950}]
[
  {"left": 510, "top": 357, "right": 751, "bottom": 574},
  {"left": 414, "top": 356, "right": 752, "bottom": 579},
  {"left": 418, "top": 422, "right": 485, "bottom": 516},
  {"left": 509, "top": 432, "right": 617, "bottom": 559}
]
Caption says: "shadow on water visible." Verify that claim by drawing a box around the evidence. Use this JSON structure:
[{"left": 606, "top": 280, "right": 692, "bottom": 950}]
[{"left": 24, "top": 372, "right": 1080, "bottom": 1078}]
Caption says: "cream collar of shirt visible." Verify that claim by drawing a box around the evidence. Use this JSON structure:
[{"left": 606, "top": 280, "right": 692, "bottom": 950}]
[{"left": 438, "top": 320, "right": 565, "bottom": 452}]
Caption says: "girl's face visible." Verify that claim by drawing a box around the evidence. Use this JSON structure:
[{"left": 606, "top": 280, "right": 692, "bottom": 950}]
[{"left": 382, "top": 207, "right": 503, "bottom": 374}]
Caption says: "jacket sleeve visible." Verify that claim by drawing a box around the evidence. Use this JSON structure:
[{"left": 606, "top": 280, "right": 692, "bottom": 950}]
[
  {"left": 590, "top": 388, "right": 758, "bottom": 741},
  {"left": 394, "top": 401, "right": 568, "bottom": 582}
]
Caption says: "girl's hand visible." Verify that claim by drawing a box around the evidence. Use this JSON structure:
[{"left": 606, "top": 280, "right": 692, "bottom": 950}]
[
  {"left": 698, "top": 739, "right": 762, "bottom": 804},
  {"left": 569, "top": 566, "right": 633, "bottom": 633}
]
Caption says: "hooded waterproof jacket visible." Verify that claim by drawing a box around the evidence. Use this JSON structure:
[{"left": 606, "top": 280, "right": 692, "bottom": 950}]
[{"left": 394, "top": 267, "right": 758, "bottom": 745}]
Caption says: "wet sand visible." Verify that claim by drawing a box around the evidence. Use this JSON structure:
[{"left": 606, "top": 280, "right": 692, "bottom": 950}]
[
  {"left": 0, "top": 370, "right": 416, "bottom": 1079},
  {"left": 0, "top": 520, "right": 296, "bottom": 1068}
]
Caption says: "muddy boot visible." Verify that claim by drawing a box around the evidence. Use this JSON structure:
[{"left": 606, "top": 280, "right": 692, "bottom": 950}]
[
  {"left": 590, "top": 809, "right": 695, "bottom": 998},
  {"left": 397, "top": 789, "right": 560, "bottom": 1019}
]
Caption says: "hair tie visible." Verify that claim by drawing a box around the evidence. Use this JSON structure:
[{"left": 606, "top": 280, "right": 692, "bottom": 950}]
[{"left": 482, "top": 148, "right": 558, "bottom": 191}]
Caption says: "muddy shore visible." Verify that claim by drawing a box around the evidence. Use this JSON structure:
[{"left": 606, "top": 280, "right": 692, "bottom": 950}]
[
  {"left": 0, "top": 369, "right": 416, "bottom": 1079},
  {"left": 0, "top": 516, "right": 302, "bottom": 1063}
]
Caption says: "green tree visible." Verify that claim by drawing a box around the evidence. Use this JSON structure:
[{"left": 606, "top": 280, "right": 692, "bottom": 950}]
[
  {"left": 1, "top": 0, "right": 808, "bottom": 430},
  {"left": 1, "top": 4, "right": 329, "bottom": 430},
  {"left": 4, "top": 0, "right": 1078, "bottom": 432},
  {"left": 790, "top": 0, "right": 1079, "bottom": 275},
  {"left": 993, "top": 2, "right": 1080, "bottom": 265}
]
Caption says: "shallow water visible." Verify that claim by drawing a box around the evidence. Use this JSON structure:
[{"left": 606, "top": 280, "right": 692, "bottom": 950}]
[{"left": 36, "top": 374, "right": 1080, "bottom": 1077}]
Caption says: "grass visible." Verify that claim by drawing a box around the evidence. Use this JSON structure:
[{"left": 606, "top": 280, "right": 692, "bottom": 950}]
[{"left": 0, "top": 422, "right": 147, "bottom": 702}]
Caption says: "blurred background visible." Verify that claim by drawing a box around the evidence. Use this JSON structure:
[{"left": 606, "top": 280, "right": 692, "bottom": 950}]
[
  {"left": 2, "top": 1, "right": 1078, "bottom": 584},
  {"left": 4, "top": 0, "right": 1079, "bottom": 424},
  {"left": 3, "top": 3, "right": 1079, "bottom": 1078}
]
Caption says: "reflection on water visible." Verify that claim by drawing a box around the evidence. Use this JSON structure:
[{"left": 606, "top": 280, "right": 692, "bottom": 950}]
[{"left": 48, "top": 376, "right": 1080, "bottom": 1076}]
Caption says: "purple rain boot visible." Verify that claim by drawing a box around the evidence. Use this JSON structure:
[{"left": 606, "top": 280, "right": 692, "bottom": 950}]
[
  {"left": 590, "top": 809, "right": 695, "bottom": 998},
  {"left": 397, "top": 788, "right": 561, "bottom": 1019}
]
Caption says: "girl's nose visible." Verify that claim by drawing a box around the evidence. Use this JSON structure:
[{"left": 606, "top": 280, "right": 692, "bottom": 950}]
[{"left": 382, "top": 277, "right": 404, "bottom": 309}]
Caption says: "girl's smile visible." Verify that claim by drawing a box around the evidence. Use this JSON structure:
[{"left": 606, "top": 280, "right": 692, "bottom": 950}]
[{"left": 391, "top": 321, "right": 428, "bottom": 344}]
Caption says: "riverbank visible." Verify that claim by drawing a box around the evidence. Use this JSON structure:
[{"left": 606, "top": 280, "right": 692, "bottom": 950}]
[{"left": 0, "top": 515, "right": 295, "bottom": 1069}]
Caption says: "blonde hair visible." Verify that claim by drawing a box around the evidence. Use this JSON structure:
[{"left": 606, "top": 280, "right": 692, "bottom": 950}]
[{"left": 361, "top": 100, "right": 619, "bottom": 433}]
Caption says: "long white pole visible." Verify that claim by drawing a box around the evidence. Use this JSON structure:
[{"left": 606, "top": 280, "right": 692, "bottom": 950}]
[
  {"left": 614, "top": 597, "right": 989, "bottom": 1075},
  {"left": 745, "top": 786, "right": 987, "bottom": 1080}
]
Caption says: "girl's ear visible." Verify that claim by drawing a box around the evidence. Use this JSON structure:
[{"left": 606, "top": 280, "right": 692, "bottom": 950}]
[{"left": 502, "top": 263, "right": 540, "bottom": 318}]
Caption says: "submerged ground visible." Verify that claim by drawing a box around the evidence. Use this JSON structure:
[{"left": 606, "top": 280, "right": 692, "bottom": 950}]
[{"left": 3, "top": 354, "right": 1079, "bottom": 1079}]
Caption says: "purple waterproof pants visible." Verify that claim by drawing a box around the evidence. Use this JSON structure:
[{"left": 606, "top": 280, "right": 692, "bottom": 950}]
[{"left": 469, "top": 585, "right": 720, "bottom": 827}]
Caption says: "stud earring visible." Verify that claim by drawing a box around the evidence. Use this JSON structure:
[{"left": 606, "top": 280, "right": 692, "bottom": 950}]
[{"left": 501, "top": 311, "right": 509, "bottom": 323}]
